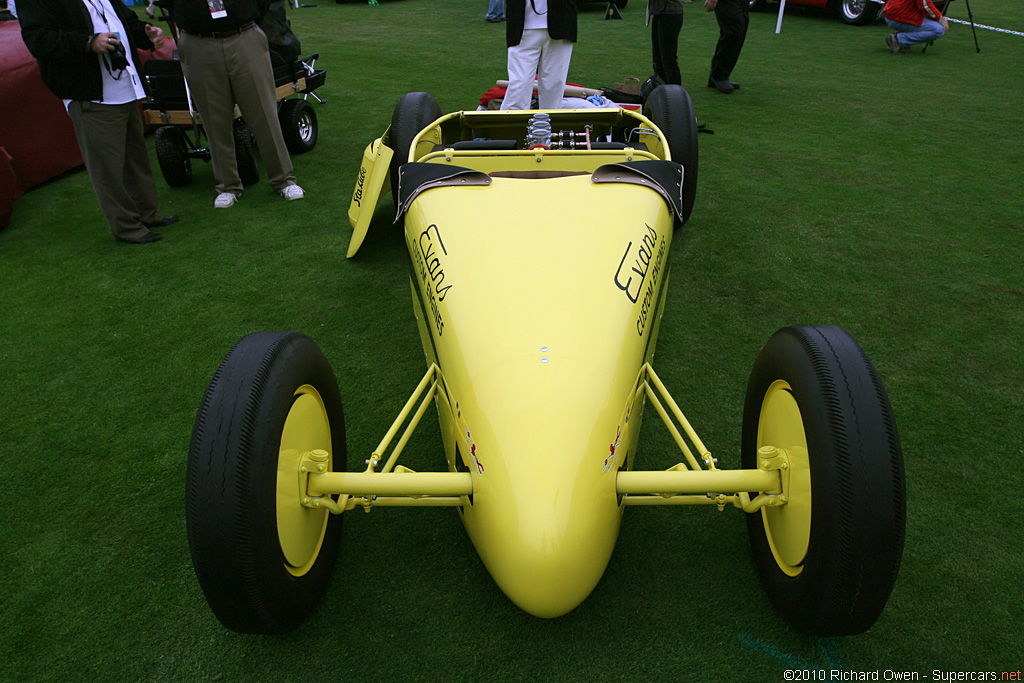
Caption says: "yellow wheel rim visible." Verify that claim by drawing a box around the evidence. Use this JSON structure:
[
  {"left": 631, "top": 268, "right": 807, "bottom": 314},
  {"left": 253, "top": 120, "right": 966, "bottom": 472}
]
[
  {"left": 277, "top": 384, "right": 332, "bottom": 577},
  {"left": 758, "top": 380, "right": 812, "bottom": 577}
]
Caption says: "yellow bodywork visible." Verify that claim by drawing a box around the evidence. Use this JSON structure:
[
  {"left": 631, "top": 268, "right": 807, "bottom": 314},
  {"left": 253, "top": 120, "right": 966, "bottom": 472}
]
[
  {"left": 330, "top": 109, "right": 788, "bottom": 618},
  {"left": 346, "top": 133, "right": 393, "bottom": 257},
  {"left": 404, "top": 172, "right": 673, "bottom": 617},
  {"left": 397, "top": 110, "right": 672, "bottom": 617}
]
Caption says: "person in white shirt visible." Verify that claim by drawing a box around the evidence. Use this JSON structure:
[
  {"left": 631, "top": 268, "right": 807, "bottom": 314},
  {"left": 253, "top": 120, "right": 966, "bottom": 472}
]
[
  {"left": 19, "top": 0, "right": 175, "bottom": 243},
  {"left": 501, "top": 0, "right": 577, "bottom": 111}
]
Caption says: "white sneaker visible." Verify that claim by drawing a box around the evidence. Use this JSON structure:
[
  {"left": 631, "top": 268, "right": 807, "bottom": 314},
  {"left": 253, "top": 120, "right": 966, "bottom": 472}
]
[
  {"left": 214, "top": 192, "right": 238, "bottom": 209},
  {"left": 279, "top": 184, "right": 305, "bottom": 201}
]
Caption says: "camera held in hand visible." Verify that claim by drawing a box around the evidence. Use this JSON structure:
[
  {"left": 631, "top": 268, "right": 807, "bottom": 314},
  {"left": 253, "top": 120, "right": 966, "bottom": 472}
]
[{"left": 108, "top": 40, "right": 129, "bottom": 71}]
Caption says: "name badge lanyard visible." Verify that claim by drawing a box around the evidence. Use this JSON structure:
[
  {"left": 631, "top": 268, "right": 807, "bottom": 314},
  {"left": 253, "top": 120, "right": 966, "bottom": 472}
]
[{"left": 83, "top": 0, "right": 131, "bottom": 81}]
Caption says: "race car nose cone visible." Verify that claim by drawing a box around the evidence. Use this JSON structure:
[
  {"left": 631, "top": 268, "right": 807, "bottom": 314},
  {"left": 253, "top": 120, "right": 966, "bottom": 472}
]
[
  {"left": 459, "top": 427, "right": 625, "bottom": 619},
  {"left": 485, "top": 498, "right": 619, "bottom": 618}
]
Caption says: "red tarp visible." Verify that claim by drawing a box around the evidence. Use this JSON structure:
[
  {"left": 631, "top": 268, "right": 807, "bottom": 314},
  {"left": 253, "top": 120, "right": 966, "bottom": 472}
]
[{"left": 0, "top": 19, "right": 83, "bottom": 229}]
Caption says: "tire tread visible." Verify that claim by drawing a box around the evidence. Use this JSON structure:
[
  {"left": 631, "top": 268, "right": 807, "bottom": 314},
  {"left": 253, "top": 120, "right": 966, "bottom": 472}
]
[
  {"left": 186, "top": 332, "right": 344, "bottom": 634},
  {"left": 742, "top": 325, "right": 905, "bottom": 635}
]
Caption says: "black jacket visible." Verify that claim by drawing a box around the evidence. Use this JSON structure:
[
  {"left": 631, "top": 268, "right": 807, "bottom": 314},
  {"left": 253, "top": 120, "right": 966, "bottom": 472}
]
[
  {"left": 171, "top": 0, "right": 270, "bottom": 35},
  {"left": 506, "top": 0, "right": 578, "bottom": 47},
  {"left": 18, "top": 0, "right": 152, "bottom": 102}
]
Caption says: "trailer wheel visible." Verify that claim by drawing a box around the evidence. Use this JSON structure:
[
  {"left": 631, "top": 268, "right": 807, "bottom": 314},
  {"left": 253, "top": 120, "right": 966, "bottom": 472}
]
[
  {"left": 279, "top": 99, "right": 318, "bottom": 154},
  {"left": 742, "top": 325, "right": 905, "bottom": 636},
  {"left": 389, "top": 91, "right": 441, "bottom": 208},
  {"left": 154, "top": 126, "right": 193, "bottom": 187},
  {"left": 643, "top": 85, "right": 698, "bottom": 225},
  {"left": 187, "top": 331, "right": 346, "bottom": 634},
  {"left": 233, "top": 119, "right": 261, "bottom": 186}
]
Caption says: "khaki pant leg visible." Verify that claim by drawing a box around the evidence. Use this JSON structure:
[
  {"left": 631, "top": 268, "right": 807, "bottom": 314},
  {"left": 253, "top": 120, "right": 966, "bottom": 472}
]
[
  {"left": 67, "top": 101, "right": 150, "bottom": 241},
  {"left": 178, "top": 31, "right": 243, "bottom": 196},
  {"left": 122, "top": 103, "right": 162, "bottom": 225},
  {"left": 227, "top": 26, "right": 295, "bottom": 191}
]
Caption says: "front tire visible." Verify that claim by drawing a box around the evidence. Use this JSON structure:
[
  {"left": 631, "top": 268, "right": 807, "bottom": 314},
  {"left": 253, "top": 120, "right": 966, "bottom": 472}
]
[
  {"left": 742, "top": 325, "right": 905, "bottom": 636},
  {"left": 187, "top": 331, "right": 346, "bottom": 634},
  {"left": 643, "top": 84, "right": 699, "bottom": 225}
]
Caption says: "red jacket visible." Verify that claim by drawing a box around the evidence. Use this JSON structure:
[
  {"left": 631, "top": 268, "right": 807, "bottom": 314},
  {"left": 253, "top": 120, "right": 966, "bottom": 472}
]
[{"left": 884, "top": 0, "right": 944, "bottom": 26}]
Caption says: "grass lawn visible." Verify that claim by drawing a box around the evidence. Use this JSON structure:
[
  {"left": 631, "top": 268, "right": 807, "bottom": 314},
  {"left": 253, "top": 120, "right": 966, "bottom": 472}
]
[{"left": 1, "top": 0, "right": 1022, "bottom": 680}]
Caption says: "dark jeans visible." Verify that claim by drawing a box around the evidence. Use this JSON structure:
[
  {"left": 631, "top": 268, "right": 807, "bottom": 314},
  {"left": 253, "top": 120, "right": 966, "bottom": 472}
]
[
  {"left": 710, "top": 0, "right": 748, "bottom": 81},
  {"left": 651, "top": 13, "right": 684, "bottom": 86}
]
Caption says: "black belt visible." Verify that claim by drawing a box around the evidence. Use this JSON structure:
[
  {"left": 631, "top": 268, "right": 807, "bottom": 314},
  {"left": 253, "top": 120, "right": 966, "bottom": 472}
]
[{"left": 181, "top": 21, "right": 255, "bottom": 39}]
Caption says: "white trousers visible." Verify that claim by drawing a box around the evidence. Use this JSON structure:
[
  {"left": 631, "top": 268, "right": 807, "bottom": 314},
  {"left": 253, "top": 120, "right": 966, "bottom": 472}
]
[{"left": 501, "top": 29, "right": 574, "bottom": 111}]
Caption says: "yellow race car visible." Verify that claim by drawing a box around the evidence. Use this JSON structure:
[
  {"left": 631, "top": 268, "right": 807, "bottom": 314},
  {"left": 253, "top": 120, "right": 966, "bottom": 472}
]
[{"left": 186, "top": 86, "right": 905, "bottom": 637}]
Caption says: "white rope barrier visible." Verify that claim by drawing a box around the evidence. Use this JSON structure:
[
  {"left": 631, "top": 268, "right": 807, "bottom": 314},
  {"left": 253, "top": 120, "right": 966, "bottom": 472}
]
[{"left": 949, "top": 18, "right": 1024, "bottom": 37}]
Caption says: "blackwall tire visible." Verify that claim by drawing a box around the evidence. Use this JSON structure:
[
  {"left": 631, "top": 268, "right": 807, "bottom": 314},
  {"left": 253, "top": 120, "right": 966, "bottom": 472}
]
[
  {"left": 154, "top": 126, "right": 193, "bottom": 188},
  {"left": 233, "top": 119, "right": 261, "bottom": 187},
  {"left": 643, "top": 84, "right": 699, "bottom": 225},
  {"left": 389, "top": 91, "right": 442, "bottom": 208},
  {"left": 742, "top": 325, "right": 905, "bottom": 636},
  {"left": 279, "top": 99, "right": 319, "bottom": 154},
  {"left": 840, "top": 0, "right": 878, "bottom": 24},
  {"left": 186, "top": 331, "right": 346, "bottom": 634}
]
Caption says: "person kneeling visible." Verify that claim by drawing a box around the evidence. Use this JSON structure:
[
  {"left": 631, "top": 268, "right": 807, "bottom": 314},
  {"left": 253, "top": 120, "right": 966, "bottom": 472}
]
[{"left": 883, "top": 0, "right": 948, "bottom": 53}]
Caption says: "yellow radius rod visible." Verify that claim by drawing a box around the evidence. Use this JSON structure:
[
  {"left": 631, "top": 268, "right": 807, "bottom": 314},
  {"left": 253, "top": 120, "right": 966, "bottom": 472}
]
[
  {"left": 308, "top": 471, "right": 473, "bottom": 497},
  {"left": 306, "top": 467, "right": 777, "bottom": 499},
  {"left": 616, "top": 468, "right": 779, "bottom": 495}
]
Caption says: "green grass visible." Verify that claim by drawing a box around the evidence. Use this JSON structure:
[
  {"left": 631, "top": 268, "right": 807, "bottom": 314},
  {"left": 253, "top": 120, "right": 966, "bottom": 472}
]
[{"left": 2, "top": 0, "right": 1022, "bottom": 680}]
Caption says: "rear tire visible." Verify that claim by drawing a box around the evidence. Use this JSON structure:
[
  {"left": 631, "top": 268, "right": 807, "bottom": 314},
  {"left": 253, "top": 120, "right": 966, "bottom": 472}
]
[
  {"left": 742, "top": 325, "right": 905, "bottom": 636},
  {"left": 233, "top": 119, "right": 261, "bottom": 187},
  {"left": 389, "top": 91, "right": 442, "bottom": 208},
  {"left": 643, "top": 84, "right": 699, "bottom": 224},
  {"left": 187, "top": 331, "right": 346, "bottom": 634},
  {"left": 154, "top": 126, "right": 192, "bottom": 187},
  {"left": 279, "top": 99, "right": 319, "bottom": 154}
]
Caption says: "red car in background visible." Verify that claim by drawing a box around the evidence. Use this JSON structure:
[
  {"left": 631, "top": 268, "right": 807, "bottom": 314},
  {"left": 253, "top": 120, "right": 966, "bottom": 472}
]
[{"left": 750, "top": 0, "right": 883, "bottom": 24}]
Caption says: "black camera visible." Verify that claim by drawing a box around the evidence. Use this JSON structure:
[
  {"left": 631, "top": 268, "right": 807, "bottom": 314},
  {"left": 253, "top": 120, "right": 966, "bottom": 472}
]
[{"left": 108, "top": 41, "right": 129, "bottom": 71}]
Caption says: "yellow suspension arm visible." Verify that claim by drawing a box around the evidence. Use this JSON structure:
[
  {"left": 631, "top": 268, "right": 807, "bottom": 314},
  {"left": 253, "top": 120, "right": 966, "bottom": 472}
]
[{"left": 619, "top": 365, "right": 787, "bottom": 511}]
